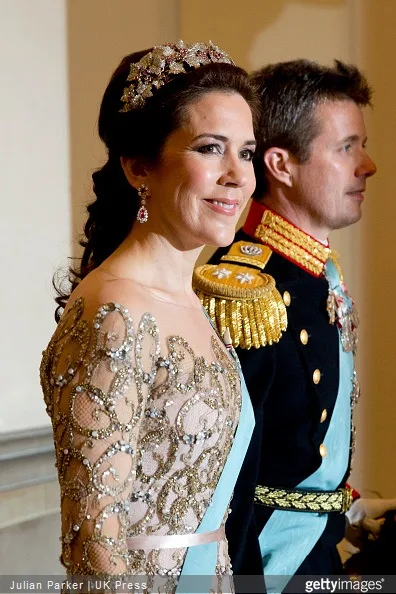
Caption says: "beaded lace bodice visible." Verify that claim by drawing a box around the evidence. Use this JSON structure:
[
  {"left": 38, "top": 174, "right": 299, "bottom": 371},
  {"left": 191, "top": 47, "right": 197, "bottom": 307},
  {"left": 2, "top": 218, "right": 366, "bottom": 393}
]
[{"left": 40, "top": 296, "right": 242, "bottom": 578}]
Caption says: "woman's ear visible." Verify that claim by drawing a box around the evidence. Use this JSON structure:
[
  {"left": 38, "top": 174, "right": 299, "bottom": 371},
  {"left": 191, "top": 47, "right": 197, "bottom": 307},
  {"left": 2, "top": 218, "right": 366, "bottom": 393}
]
[
  {"left": 263, "top": 147, "right": 294, "bottom": 188},
  {"left": 120, "top": 156, "right": 148, "bottom": 189}
]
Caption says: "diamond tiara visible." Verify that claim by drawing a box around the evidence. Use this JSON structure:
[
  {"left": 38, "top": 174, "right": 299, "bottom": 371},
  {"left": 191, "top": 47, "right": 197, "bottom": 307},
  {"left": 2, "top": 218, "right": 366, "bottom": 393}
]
[{"left": 119, "top": 40, "right": 234, "bottom": 111}]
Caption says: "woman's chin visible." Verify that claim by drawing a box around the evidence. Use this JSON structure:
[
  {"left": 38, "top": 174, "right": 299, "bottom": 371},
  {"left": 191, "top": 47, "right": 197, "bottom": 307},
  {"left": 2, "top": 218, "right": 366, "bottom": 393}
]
[
  {"left": 207, "top": 229, "right": 235, "bottom": 248},
  {"left": 185, "top": 222, "right": 237, "bottom": 250}
]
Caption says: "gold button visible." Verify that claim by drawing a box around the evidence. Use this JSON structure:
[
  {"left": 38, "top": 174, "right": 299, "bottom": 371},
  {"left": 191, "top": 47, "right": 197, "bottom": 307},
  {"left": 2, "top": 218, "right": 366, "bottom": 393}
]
[
  {"left": 300, "top": 329, "right": 309, "bottom": 345},
  {"left": 320, "top": 409, "right": 327, "bottom": 423},
  {"left": 319, "top": 443, "right": 327, "bottom": 458},
  {"left": 283, "top": 291, "right": 291, "bottom": 306},
  {"left": 313, "top": 369, "right": 321, "bottom": 384}
]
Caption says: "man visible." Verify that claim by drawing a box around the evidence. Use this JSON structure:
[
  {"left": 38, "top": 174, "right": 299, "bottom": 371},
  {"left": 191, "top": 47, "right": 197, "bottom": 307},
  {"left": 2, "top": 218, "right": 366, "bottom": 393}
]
[{"left": 193, "top": 59, "right": 377, "bottom": 583}]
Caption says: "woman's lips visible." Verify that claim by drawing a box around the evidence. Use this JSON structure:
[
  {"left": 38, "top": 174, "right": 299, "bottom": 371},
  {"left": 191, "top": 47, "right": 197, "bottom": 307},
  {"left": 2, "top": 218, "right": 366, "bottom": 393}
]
[{"left": 204, "top": 198, "right": 238, "bottom": 216}]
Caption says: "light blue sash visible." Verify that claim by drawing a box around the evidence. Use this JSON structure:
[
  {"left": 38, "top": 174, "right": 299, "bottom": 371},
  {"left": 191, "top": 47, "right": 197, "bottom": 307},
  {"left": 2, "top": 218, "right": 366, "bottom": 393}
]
[
  {"left": 176, "top": 361, "right": 254, "bottom": 592},
  {"left": 259, "top": 259, "right": 354, "bottom": 593}
]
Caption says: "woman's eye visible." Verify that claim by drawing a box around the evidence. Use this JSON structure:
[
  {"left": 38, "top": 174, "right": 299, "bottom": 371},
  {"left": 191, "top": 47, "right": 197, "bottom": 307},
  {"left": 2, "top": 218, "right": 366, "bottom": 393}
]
[
  {"left": 240, "top": 148, "right": 255, "bottom": 161},
  {"left": 197, "top": 144, "right": 222, "bottom": 155},
  {"left": 342, "top": 144, "right": 352, "bottom": 153}
]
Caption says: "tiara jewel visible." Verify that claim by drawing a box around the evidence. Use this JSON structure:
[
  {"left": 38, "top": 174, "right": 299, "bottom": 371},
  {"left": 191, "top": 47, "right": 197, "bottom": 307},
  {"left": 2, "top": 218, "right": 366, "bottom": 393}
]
[{"left": 119, "top": 40, "right": 234, "bottom": 111}]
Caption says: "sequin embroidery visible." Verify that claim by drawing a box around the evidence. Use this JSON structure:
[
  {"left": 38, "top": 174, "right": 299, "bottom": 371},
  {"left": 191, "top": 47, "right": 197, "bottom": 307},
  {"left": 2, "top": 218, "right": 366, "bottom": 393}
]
[{"left": 40, "top": 297, "right": 241, "bottom": 582}]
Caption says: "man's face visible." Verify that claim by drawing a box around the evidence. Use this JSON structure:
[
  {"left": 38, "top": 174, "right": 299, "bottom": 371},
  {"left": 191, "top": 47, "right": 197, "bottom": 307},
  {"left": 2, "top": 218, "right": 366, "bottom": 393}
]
[{"left": 290, "top": 100, "right": 376, "bottom": 239}]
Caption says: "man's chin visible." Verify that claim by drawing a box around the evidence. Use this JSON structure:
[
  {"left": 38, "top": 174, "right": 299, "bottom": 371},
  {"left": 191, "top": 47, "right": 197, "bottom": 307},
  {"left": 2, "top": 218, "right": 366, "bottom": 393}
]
[
  {"left": 350, "top": 206, "right": 363, "bottom": 225},
  {"left": 335, "top": 211, "right": 362, "bottom": 230}
]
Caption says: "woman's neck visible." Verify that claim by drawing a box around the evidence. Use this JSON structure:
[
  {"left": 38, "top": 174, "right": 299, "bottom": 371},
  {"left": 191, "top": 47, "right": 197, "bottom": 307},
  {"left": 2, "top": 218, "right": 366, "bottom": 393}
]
[{"left": 99, "top": 230, "right": 203, "bottom": 304}]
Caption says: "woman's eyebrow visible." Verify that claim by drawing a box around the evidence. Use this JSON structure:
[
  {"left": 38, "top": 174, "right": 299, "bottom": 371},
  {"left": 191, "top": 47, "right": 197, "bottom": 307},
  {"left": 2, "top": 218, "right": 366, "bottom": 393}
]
[{"left": 193, "top": 133, "right": 256, "bottom": 145}]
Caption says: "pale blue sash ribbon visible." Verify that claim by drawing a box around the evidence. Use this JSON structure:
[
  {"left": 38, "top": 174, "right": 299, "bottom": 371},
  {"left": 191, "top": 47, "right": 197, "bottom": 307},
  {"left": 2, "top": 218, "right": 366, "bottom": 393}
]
[
  {"left": 258, "top": 259, "right": 354, "bottom": 593},
  {"left": 176, "top": 351, "right": 255, "bottom": 592}
]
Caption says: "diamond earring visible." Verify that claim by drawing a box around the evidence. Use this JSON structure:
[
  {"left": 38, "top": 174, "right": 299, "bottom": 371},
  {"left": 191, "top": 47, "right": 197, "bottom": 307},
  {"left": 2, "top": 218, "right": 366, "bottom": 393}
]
[{"left": 136, "top": 183, "right": 150, "bottom": 223}]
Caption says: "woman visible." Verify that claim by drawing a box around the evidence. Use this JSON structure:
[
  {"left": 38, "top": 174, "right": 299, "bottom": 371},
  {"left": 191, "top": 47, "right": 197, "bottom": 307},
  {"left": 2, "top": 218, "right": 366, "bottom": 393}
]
[{"left": 40, "top": 41, "right": 258, "bottom": 589}]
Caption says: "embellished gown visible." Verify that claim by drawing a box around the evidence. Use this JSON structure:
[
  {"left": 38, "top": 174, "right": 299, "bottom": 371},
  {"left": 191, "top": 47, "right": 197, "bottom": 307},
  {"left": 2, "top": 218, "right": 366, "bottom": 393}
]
[{"left": 40, "top": 274, "right": 254, "bottom": 590}]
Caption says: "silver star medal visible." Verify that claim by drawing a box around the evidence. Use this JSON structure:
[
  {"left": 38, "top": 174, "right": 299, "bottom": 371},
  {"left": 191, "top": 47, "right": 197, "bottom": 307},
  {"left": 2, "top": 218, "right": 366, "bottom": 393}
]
[
  {"left": 236, "top": 272, "right": 254, "bottom": 284},
  {"left": 212, "top": 267, "right": 232, "bottom": 279}
]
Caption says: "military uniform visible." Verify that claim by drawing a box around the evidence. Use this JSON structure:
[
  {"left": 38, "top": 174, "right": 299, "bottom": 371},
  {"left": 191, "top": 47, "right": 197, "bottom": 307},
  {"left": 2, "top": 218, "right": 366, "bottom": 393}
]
[{"left": 193, "top": 201, "right": 359, "bottom": 583}]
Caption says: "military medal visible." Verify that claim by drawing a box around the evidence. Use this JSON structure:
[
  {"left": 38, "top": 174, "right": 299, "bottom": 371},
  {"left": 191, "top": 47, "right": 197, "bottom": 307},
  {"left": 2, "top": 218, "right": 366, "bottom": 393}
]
[{"left": 325, "top": 266, "right": 359, "bottom": 355}]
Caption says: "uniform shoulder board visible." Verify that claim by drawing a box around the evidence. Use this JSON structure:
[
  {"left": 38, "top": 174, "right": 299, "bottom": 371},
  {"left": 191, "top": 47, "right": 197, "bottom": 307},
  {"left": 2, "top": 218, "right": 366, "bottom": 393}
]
[{"left": 193, "top": 240, "right": 287, "bottom": 350}]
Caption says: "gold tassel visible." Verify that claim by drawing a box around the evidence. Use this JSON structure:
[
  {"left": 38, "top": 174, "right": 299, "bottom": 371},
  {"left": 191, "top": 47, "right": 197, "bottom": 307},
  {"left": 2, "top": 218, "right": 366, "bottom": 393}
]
[{"left": 193, "top": 263, "right": 287, "bottom": 350}]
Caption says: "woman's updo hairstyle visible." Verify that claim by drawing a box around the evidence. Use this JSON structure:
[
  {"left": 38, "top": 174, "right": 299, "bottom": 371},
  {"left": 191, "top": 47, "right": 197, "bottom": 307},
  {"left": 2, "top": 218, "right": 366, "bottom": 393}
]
[{"left": 55, "top": 42, "right": 260, "bottom": 320}]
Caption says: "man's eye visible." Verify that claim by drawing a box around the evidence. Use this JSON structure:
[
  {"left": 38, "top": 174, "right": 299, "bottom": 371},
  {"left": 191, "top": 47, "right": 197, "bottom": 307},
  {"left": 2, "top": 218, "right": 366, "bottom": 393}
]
[
  {"left": 197, "top": 144, "right": 221, "bottom": 155},
  {"left": 342, "top": 144, "right": 352, "bottom": 153},
  {"left": 240, "top": 148, "right": 255, "bottom": 161}
]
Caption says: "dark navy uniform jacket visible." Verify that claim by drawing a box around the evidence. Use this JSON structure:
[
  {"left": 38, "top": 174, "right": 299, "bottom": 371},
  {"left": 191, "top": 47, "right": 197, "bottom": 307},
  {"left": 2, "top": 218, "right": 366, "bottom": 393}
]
[{"left": 210, "top": 228, "right": 347, "bottom": 577}]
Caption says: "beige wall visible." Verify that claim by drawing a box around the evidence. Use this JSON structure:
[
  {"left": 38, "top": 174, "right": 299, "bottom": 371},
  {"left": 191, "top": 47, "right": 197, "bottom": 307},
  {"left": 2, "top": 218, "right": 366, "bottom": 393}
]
[
  {"left": 180, "top": 0, "right": 347, "bottom": 69},
  {"left": 346, "top": 0, "right": 396, "bottom": 497},
  {"left": 0, "top": 0, "right": 70, "bottom": 432}
]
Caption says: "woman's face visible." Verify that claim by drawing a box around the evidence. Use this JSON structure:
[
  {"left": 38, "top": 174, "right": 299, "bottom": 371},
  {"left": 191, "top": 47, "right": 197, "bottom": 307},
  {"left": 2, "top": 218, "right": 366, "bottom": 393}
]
[{"left": 144, "top": 91, "right": 256, "bottom": 249}]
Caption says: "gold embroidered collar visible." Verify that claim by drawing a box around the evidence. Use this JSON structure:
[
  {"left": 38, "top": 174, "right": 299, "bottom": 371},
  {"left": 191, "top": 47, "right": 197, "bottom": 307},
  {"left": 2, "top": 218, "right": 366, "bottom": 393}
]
[{"left": 243, "top": 202, "right": 331, "bottom": 277}]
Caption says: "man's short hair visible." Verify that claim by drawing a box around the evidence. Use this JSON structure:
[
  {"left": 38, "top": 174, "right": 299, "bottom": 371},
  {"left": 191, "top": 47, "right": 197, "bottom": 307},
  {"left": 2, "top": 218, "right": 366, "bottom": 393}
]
[{"left": 251, "top": 59, "right": 372, "bottom": 197}]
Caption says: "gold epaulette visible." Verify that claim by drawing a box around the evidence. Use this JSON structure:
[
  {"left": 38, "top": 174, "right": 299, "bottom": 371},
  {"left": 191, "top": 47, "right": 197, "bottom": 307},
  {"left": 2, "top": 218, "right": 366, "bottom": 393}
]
[{"left": 193, "top": 241, "right": 287, "bottom": 350}]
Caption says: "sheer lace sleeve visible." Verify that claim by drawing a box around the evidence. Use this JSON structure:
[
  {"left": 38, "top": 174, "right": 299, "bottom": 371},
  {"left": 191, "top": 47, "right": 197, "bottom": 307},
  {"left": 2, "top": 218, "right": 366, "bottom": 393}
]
[{"left": 40, "top": 298, "right": 160, "bottom": 576}]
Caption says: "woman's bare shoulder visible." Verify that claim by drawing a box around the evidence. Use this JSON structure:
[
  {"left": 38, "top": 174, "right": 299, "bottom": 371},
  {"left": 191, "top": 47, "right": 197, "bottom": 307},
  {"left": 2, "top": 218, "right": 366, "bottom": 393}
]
[{"left": 64, "top": 268, "right": 149, "bottom": 322}]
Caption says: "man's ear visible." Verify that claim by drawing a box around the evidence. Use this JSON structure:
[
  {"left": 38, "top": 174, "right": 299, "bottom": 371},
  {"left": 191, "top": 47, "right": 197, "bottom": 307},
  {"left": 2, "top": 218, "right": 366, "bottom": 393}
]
[
  {"left": 120, "top": 156, "right": 149, "bottom": 189},
  {"left": 263, "top": 147, "right": 294, "bottom": 188}
]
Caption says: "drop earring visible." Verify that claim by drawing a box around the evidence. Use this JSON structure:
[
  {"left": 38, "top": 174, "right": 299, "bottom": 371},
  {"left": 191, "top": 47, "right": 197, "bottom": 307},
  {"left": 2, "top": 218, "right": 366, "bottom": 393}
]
[{"left": 137, "top": 183, "right": 150, "bottom": 223}]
